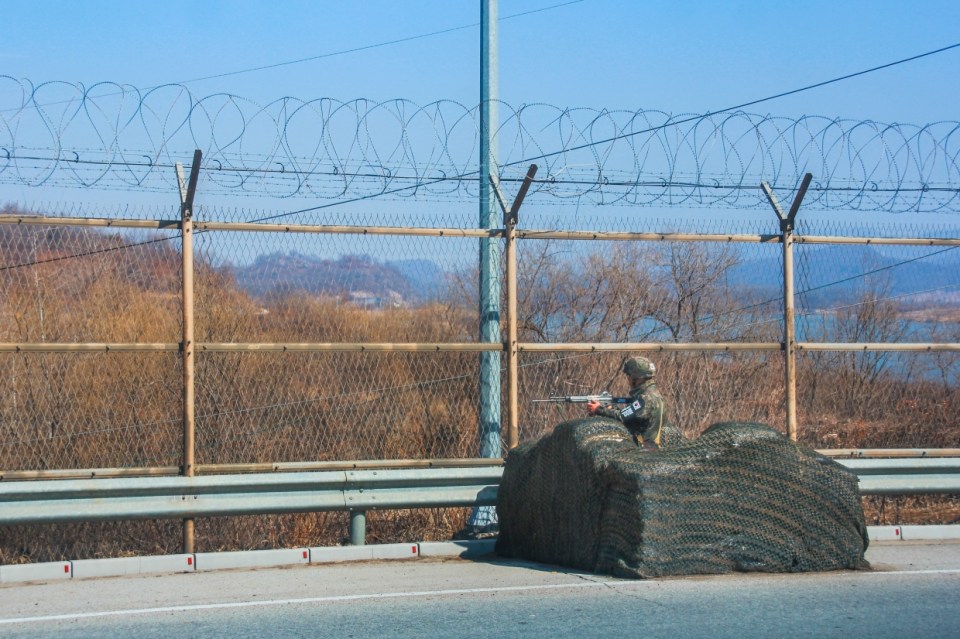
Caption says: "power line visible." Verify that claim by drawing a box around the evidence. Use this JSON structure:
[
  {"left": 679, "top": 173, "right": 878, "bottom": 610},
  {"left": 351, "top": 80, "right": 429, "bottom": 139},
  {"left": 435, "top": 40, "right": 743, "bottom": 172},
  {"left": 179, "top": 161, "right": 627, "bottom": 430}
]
[
  {"left": 796, "top": 245, "right": 959, "bottom": 298},
  {"left": 269, "top": 40, "right": 960, "bottom": 219},
  {"left": 1, "top": 0, "right": 585, "bottom": 114},
  {"left": 653, "top": 280, "right": 960, "bottom": 340},
  {"left": 801, "top": 282, "right": 960, "bottom": 319},
  {"left": 0, "top": 234, "right": 174, "bottom": 272},
  {"left": 631, "top": 244, "right": 960, "bottom": 340},
  {"left": 169, "top": 1, "right": 585, "bottom": 86},
  {"left": 503, "top": 41, "right": 960, "bottom": 169}
]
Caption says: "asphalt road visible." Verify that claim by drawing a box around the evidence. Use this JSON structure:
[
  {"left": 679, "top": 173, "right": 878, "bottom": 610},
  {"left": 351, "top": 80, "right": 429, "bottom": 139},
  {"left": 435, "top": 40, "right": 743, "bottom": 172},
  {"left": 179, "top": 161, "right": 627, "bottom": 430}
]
[{"left": 1, "top": 542, "right": 958, "bottom": 639}]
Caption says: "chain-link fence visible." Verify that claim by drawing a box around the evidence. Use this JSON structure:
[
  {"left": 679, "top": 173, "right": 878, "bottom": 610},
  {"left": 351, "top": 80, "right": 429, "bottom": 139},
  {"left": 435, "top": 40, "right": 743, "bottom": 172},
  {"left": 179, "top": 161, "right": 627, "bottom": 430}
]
[
  {"left": 2, "top": 207, "right": 959, "bottom": 461},
  {"left": 2, "top": 194, "right": 959, "bottom": 561}
]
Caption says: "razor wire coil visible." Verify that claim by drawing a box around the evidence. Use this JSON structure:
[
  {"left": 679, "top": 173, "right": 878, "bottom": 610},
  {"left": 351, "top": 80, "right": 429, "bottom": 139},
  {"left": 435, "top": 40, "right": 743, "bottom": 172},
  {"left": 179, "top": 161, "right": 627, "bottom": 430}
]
[{"left": 2, "top": 77, "right": 959, "bottom": 213}]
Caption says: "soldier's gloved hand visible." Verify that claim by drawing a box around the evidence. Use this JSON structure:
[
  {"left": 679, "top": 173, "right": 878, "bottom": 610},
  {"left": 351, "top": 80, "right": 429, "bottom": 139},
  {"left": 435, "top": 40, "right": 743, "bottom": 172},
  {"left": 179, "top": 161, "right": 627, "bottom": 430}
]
[{"left": 586, "top": 400, "right": 601, "bottom": 415}]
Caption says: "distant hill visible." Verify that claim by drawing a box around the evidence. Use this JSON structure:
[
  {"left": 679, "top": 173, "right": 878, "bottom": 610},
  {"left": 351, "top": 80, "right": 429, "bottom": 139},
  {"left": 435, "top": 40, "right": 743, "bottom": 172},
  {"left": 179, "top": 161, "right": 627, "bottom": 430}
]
[
  {"left": 231, "top": 252, "right": 446, "bottom": 306},
  {"left": 727, "top": 244, "right": 960, "bottom": 311},
  {"left": 387, "top": 258, "right": 447, "bottom": 299},
  {"left": 232, "top": 244, "right": 959, "bottom": 313}
]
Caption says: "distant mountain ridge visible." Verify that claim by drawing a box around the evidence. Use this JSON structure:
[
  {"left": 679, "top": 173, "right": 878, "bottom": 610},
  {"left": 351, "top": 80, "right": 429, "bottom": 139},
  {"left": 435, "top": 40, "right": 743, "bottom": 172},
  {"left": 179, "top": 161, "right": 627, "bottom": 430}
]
[
  {"left": 232, "top": 245, "right": 960, "bottom": 312},
  {"left": 727, "top": 244, "right": 960, "bottom": 310},
  {"left": 232, "top": 252, "right": 445, "bottom": 305}
]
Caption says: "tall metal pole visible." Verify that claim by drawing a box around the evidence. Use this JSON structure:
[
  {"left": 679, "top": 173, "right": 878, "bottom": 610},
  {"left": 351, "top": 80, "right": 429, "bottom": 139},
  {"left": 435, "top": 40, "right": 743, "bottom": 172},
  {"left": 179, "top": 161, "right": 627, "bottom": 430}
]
[
  {"left": 468, "top": 0, "right": 501, "bottom": 533},
  {"left": 478, "top": 0, "right": 500, "bottom": 460},
  {"left": 176, "top": 150, "right": 201, "bottom": 552}
]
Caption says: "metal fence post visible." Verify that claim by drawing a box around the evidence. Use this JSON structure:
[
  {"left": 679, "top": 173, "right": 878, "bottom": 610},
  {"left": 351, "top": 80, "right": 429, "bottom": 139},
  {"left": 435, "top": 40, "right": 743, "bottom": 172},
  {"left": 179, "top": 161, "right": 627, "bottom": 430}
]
[
  {"left": 504, "top": 194, "right": 518, "bottom": 450},
  {"left": 176, "top": 150, "right": 202, "bottom": 552},
  {"left": 501, "top": 165, "right": 537, "bottom": 449},
  {"left": 762, "top": 173, "right": 811, "bottom": 441},
  {"left": 782, "top": 218, "right": 798, "bottom": 440}
]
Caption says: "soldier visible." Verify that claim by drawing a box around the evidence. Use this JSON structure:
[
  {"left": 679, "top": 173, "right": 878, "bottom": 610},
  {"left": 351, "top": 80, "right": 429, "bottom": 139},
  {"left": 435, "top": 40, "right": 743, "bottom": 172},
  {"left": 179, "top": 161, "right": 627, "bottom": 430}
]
[{"left": 586, "top": 356, "right": 668, "bottom": 449}]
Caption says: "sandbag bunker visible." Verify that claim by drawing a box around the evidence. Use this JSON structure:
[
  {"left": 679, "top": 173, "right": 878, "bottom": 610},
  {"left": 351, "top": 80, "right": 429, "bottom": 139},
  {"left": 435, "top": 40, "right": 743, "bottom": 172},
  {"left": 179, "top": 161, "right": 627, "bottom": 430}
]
[{"left": 495, "top": 418, "right": 870, "bottom": 578}]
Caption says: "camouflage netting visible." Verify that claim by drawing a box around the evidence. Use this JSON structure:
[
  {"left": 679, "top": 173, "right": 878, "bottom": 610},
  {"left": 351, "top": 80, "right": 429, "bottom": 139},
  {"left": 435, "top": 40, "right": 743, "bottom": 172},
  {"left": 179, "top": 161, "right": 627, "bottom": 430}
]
[{"left": 496, "top": 418, "right": 869, "bottom": 578}]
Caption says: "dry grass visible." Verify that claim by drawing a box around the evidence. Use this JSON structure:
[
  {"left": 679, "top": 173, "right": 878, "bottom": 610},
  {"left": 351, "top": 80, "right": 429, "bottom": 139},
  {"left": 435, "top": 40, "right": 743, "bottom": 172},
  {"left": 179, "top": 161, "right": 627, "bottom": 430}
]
[{"left": 862, "top": 496, "right": 960, "bottom": 526}]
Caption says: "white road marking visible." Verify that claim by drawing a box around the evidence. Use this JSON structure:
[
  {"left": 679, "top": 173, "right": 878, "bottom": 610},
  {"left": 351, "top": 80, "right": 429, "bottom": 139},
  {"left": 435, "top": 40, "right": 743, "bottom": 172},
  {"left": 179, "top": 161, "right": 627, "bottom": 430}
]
[{"left": 2, "top": 569, "right": 958, "bottom": 626}]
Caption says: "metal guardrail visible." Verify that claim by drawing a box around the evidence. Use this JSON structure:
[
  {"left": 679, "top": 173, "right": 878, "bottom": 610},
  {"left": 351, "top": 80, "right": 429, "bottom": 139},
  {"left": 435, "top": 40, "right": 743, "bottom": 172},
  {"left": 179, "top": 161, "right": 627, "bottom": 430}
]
[
  {"left": 0, "top": 458, "right": 505, "bottom": 482},
  {"left": 0, "top": 467, "right": 501, "bottom": 526},
  {"left": 0, "top": 459, "right": 958, "bottom": 528},
  {"left": 839, "top": 458, "right": 960, "bottom": 496},
  {"left": 2, "top": 450, "right": 954, "bottom": 483}
]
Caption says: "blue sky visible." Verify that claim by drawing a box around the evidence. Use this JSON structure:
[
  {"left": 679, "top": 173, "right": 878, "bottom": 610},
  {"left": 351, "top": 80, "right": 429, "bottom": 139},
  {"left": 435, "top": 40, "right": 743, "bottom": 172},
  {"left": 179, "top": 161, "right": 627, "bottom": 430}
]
[
  {"left": 1, "top": 0, "right": 959, "bottom": 226},
  {"left": 3, "top": 0, "right": 958, "bottom": 123}
]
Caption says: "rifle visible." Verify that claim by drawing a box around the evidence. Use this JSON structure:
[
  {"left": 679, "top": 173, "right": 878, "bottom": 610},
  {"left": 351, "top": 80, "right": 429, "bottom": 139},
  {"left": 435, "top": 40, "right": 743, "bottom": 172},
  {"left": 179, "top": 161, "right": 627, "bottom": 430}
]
[{"left": 532, "top": 391, "right": 633, "bottom": 405}]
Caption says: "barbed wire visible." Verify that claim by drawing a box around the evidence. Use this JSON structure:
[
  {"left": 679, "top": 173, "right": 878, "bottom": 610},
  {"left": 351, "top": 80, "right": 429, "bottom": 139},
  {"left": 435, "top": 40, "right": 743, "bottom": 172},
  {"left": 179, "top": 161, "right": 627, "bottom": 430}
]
[{"left": 2, "top": 77, "right": 958, "bottom": 213}]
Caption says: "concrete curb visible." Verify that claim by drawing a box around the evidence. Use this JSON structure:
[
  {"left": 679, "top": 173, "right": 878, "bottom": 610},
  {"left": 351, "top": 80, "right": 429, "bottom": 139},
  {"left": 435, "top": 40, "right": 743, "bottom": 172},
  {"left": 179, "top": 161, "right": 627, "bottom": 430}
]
[
  {"left": 900, "top": 525, "right": 960, "bottom": 541},
  {"left": 72, "top": 554, "right": 195, "bottom": 579},
  {"left": 0, "top": 560, "right": 72, "bottom": 584},
  {"left": 309, "top": 543, "right": 420, "bottom": 563},
  {"left": 2, "top": 528, "right": 957, "bottom": 585},
  {"left": 868, "top": 526, "right": 903, "bottom": 541},
  {"left": 195, "top": 548, "right": 311, "bottom": 571},
  {"left": 0, "top": 540, "right": 490, "bottom": 585},
  {"left": 864, "top": 525, "right": 960, "bottom": 541}
]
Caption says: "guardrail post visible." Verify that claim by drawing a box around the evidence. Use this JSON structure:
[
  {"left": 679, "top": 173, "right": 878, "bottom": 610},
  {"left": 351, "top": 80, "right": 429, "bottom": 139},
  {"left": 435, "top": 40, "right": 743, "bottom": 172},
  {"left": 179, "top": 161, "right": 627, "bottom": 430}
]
[
  {"left": 176, "top": 150, "right": 202, "bottom": 552},
  {"left": 349, "top": 510, "right": 367, "bottom": 546}
]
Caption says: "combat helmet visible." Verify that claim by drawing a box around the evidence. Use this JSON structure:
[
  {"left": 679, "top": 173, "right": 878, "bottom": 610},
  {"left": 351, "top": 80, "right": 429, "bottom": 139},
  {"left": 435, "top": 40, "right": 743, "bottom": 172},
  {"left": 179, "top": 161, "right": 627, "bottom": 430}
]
[{"left": 623, "top": 356, "right": 656, "bottom": 379}]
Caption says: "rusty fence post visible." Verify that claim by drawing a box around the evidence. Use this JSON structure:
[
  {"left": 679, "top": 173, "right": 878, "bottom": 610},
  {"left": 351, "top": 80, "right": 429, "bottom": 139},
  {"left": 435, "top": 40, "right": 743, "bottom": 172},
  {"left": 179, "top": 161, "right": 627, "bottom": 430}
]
[
  {"left": 762, "top": 173, "right": 812, "bottom": 441},
  {"left": 176, "top": 149, "right": 202, "bottom": 552}
]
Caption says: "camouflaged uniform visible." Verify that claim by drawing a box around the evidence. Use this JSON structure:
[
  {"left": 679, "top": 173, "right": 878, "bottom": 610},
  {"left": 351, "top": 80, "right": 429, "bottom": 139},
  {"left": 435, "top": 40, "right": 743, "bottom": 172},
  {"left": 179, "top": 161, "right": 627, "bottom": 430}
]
[{"left": 595, "top": 378, "right": 667, "bottom": 449}]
